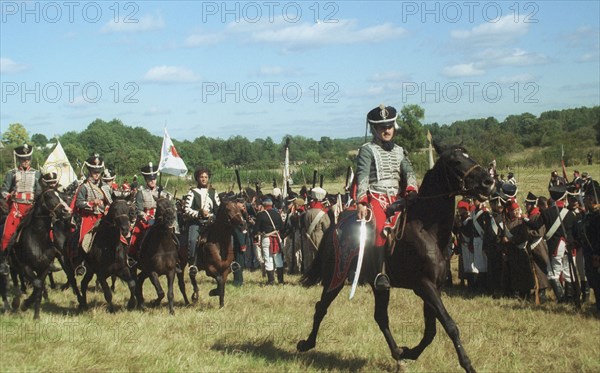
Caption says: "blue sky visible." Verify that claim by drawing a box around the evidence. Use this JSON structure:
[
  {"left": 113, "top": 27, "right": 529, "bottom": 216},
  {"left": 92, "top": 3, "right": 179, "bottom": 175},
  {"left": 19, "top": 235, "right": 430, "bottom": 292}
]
[{"left": 1, "top": 1, "right": 599, "bottom": 142}]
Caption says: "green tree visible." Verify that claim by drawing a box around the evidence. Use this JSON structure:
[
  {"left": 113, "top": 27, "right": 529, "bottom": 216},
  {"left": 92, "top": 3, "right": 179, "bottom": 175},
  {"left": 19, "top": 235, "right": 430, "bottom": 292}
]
[
  {"left": 2, "top": 123, "right": 29, "bottom": 145},
  {"left": 31, "top": 133, "right": 49, "bottom": 147},
  {"left": 396, "top": 104, "right": 425, "bottom": 151}
]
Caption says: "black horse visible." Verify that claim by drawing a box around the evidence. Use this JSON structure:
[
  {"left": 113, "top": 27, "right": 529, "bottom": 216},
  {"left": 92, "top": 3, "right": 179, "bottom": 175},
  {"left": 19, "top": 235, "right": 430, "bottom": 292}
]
[
  {"left": 79, "top": 200, "right": 136, "bottom": 312},
  {"left": 298, "top": 141, "right": 494, "bottom": 372},
  {"left": 8, "top": 189, "right": 72, "bottom": 319},
  {"left": 136, "top": 198, "right": 189, "bottom": 314}
]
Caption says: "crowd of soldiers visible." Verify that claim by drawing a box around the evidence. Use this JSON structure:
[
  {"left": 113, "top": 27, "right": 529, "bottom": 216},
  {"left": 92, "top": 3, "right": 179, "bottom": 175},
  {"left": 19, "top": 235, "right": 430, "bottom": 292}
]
[{"left": 452, "top": 167, "right": 599, "bottom": 310}]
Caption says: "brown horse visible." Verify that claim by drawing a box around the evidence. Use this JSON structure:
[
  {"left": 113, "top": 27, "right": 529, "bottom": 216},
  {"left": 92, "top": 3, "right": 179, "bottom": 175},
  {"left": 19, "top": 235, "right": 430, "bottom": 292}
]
[
  {"left": 136, "top": 198, "right": 188, "bottom": 314},
  {"left": 195, "top": 199, "right": 246, "bottom": 308},
  {"left": 298, "top": 141, "right": 494, "bottom": 372}
]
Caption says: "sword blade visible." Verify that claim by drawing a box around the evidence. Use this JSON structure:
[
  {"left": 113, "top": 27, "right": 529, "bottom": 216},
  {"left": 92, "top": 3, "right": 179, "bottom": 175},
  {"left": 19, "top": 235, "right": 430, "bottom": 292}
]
[{"left": 349, "top": 219, "right": 367, "bottom": 300}]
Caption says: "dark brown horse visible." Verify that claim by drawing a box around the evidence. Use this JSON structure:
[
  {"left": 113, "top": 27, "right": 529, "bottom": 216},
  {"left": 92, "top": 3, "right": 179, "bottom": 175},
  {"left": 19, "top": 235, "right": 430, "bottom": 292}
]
[
  {"left": 136, "top": 198, "right": 188, "bottom": 314},
  {"left": 79, "top": 200, "right": 136, "bottom": 313},
  {"left": 194, "top": 199, "right": 246, "bottom": 308},
  {"left": 298, "top": 141, "right": 494, "bottom": 372},
  {"left": 8, "top": 189, "right": 72, "bottom": 319}
]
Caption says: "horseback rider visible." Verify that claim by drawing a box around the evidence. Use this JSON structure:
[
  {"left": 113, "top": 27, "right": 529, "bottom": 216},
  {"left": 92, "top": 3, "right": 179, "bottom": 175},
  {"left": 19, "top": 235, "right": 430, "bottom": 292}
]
[
  {"left": 184, "top": 167, "right": 220, "bottom": 276},
  {"left": 0, "top": 144, "right": 42, "bottom": 275},
  {"left": 100, "top": 169, "right": 116, "bottom": 204},
  {"left": 129, "top": 162, "right": 175, "bottom": 263},
  {"left": 356, "top": 104, "right": 418, "bottom": 291}
]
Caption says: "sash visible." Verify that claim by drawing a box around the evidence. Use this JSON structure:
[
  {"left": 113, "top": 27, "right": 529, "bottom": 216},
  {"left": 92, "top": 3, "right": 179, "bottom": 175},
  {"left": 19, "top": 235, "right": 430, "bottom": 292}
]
[
  {"left": 544, "top": 209, "right": 568, "bottom": 240},
  {"left": 472, "top": 210, "right": 485, "bottom": 237},
  {"left": 307, "top": 210, "right": 326, "bottom": 236}
]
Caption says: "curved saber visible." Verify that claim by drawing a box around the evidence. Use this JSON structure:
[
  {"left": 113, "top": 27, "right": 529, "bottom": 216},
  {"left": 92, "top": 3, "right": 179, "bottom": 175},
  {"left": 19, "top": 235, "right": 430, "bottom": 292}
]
[{"left": 349, "top": 219, "right": 367, "bottom": 300}]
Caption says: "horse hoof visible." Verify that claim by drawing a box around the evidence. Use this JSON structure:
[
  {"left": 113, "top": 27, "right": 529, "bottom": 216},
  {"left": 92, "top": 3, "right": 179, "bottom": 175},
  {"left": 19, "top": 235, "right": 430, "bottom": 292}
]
[
  {"left": 169, "top": 308, "right": 175, "bottom": 316},
  {"left": 127, "top": 300, "right": 137, "bottom": 310},
  {"left": 191, "top": 292, "right": 198, "bottom": 302},
  {"left": 297, "top": 340, "right": 315, "bottom": 352},
  {"left": 209, "top": 289, "right": 219, "bottom": 297},
  {"left": 152, "top": 299, "right": 162, "bottom": 307},
  {"left": 107, "top": 305, "right": 116, "bottom": 314},
  {"left": 78, "top": 303, "right": 88, "bottom": 311}
]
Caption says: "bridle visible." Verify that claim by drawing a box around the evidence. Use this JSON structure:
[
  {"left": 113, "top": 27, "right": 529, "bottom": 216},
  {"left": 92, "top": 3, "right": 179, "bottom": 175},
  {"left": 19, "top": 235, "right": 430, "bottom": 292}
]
[
  {"left": 38, "top": 189, "right": 70, "bottom": 221},
  {"left": 420, "top": 149, "right": 484, "bottom": 200}
]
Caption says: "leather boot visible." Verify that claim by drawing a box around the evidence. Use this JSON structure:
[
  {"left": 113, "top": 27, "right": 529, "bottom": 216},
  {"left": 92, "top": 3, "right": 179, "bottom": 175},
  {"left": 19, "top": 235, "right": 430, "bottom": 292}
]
[
  {"left": 549, "top": 278, "right": 564, "bottom": 303},
  {"left": 276, "top": 268, "right": 285, "bottom": 284},
  {"left": 373, "top": 246, "right": 390, "bottom": 291},
  {"left": 266, "top": 270, "right": 275, "bottom": 285},
  {"left": 581, "top": 280, "right": 590, "bottom": 303},
  {"left": 563, "top": 281, "right": 574, "bottom": 304}
]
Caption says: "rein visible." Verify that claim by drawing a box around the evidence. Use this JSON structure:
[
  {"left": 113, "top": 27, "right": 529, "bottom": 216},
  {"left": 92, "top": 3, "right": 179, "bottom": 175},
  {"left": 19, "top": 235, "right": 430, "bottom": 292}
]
[{"left": 417, "top": 153, "right": 483, "bottom": 200}]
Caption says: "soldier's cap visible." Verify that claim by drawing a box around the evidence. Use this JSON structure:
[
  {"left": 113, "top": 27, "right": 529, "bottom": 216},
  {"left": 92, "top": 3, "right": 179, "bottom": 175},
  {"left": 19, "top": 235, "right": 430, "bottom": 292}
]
[
  {"left": 367, "top": 104, "right": 398, "bottom": 129},
  {"left": 294, "top": 198, "right": 305, "bottom": 208},
  {"left": 310, "top": 187, "right": 327, "bottom": 201},
  {"left": 84, "top": 154, "right": 104, "bottom": 172},
  {"left": 272, "top": 187, "right": 282, "bottom": 197},
  {"left": 506, "top": 201, "right": 520, "bottom": 212},
  {"left": 548, "top": 185, "right": 567, "bottom": 201},
  {"left": 581, "top": 172, "right": 589, "bottom": 178},
  {"left": 14, "top": 144, "right": 33, "bottom": 159},
  {"left": 41, "top": 171, "right": 59, "bottom": 185},
  {"left": 141, "top": 162, "right": 158, "bottom": 180},
  {"left": 499, "top": 182, "right": 518, "bottom": 199},
  {"left": 457, "top": 200, "right": 470, "bottom": 210},
  {"left": 551, "top": 170, "right": 558, "bottom": 177},
  {"left": 262, "top": 198, "right": 273, "bottom": 206},
  {"left": 524, "top": 192, "right": 537, "bottom": 205},
  {"left": 102, "top": 169, "right": 115, "bottom": 182}
]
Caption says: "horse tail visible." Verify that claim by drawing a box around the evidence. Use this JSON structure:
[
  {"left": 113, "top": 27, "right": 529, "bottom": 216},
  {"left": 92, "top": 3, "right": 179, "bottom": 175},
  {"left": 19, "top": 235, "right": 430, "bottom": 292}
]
[{"left": 299, "top": 249, "right": 322, "bottom": 287}]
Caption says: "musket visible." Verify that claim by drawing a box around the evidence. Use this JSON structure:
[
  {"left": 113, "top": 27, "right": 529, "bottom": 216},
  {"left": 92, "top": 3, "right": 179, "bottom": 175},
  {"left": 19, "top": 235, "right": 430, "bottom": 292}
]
[
  {"left": 312, "top": 170, "right": 317, "bottom": 189},
  {"left": 235, "top": 169, "right": 243, "bottom": 195},
  {"left": 554, "top": 203, "right": 581, "bottom": 308},
  {"left": 344, "top": 166, "right": 352, "bottom": 191},
  {"left": 319, "top": 175, "right": 324, "bottom": 188}
]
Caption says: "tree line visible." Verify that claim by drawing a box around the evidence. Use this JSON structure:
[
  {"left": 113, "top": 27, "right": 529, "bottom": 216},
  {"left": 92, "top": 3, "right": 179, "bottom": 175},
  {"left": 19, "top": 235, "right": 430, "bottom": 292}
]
[{"left": 1, "top": 105, "right": 598, "bottom": 184}]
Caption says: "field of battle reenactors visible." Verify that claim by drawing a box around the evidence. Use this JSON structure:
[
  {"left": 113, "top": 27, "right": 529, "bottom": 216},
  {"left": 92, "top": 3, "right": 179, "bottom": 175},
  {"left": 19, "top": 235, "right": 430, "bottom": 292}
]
[{"left": 0, "top": 122, "right": 598, "bottom": 372}]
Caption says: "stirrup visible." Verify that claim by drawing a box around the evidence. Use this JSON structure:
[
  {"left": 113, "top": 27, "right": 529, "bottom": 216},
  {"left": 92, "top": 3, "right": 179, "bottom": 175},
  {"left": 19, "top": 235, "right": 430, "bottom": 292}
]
[
  {"left": 75, "top": 263, "right": 87, "bottom": 277},
  {"left": 230, "top": 261, "right": 241, "bottom": 272},
  {"left": 374, "top": 273, "right": 390, "bottom": 291},
  {"left": 126, "top": 256, "right": 137, "bottom": 268}
]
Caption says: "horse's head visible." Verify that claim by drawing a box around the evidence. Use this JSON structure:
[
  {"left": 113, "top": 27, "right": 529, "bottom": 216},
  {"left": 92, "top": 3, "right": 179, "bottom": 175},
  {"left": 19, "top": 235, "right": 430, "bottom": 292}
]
[
  {"left": 433, "top": 140, "right": 495, "bottom": 201},
  {"left": 217, "top": 200, "right": 246, "bottom": 230},
  {"left": 155, "top": 198, "right": 177, "bottom": 228},
  {"left": 106, "top": 200, "right": 132, "bottom": 239},
  {"left": 38, "top": 188, "right": 72, "bottom": 221}
]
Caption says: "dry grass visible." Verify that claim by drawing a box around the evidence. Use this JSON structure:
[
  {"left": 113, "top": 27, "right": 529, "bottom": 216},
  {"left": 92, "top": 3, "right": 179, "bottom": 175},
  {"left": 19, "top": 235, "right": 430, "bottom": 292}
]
[{"left": 1, "top": 259, "right": 598, "bottom": 372}]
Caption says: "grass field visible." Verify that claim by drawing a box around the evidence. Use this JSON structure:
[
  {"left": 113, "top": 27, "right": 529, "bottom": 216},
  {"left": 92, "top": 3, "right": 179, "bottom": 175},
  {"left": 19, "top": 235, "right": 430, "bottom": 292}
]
[
  {"left": 1, "top": 164, "right": 599, "bottom": 372},
  {"left": 0, "top": 257, "right": 598, "bottom": 372}
]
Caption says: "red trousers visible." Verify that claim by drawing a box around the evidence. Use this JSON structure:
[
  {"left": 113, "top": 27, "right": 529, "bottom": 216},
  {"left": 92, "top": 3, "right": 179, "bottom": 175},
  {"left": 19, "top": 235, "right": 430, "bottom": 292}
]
[{"left": 1, "top": 202, "right": 33, "bottom": 251}]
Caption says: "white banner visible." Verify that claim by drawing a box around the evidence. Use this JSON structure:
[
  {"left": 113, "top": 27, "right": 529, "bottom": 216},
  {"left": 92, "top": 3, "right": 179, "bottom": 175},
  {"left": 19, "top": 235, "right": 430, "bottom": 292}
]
[{"left": 159, "top": 128, "right": 188, "bottom": 177}]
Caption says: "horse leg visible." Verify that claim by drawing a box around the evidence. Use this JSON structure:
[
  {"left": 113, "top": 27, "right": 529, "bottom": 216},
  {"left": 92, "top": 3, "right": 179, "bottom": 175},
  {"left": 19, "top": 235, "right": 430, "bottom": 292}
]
[
  {"left": 166, "top": 270, "right": 175, "bottom": 315},
  {"left": 297, "top": 284, "right": 344, "bottom": 352},
  {"left": 0, "top": 273, "right": 10, "bottom": 313},
  {"left": 371, "top": 288, "right": 407, "bottom": 363},
  {"left": 110, "top": 274, "right": 117, "bottom": 293},
  {"left": 96, "top": 275, "right": 116, "bottom": 313},
  {"left": 79, "top": 270, "right": 94, "bottom": 310},
  {"left": 208, "top": 274, "right": 225, "bottom": 308},
  {"left": 415, "top": 281, "right": 475, "bottom": 373},
  {"left": 176, "top": 270, "right": 189, "bottom": 305},
  {"left": 117, "top": 268, "right": 137, "bottom": 311},
  {"left": 190, "top": 271, "right": 199, "bottom": 303},
  {"left": 136, "top": 271, "right": 148, "bottom": 310},
  {"left": 32, "top": 273, "right": 47, "bottom": 320},
  {"left": 48, "top": 272, "right": 56, "bottom": 289},
  {"left": 398, "top": 302, "right": 437, "bottom": 361},
  {"left": 56, "top": 255, "right": 83, "bottom": 306},
  {"left": 149, "top": 272, "right": 164, "bottom": 307}
]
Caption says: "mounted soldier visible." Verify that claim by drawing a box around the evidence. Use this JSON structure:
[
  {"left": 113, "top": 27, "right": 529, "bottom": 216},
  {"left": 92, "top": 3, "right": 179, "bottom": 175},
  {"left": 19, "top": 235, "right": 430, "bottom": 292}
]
[
  {"left": 129, "top": 162, "right": 174, "bottom": 264},
  {"left": 100, "top": 169, "right": 116, "bottom": 204},
  {"left": 0, "top": 144, "right": 42, "bottom": 275},
  {"left": 356, "top": 104, "right": 418, "bottom": 291},
  {"left": 184, "top": 167, "right": 220, "bottom": 277}
]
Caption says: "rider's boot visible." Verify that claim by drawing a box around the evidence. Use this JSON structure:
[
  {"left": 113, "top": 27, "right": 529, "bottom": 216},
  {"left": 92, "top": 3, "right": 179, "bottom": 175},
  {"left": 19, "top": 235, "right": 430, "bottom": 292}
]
[{"left": 373, "top": 246, "right": 390, "bottom": 291}]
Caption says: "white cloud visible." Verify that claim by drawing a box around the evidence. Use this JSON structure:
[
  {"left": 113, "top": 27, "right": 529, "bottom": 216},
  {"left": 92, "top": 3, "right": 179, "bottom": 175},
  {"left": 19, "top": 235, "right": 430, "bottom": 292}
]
[
  {"left": 451, "top": 15, "right": 530, "bottom": 47},
  {"left": 475, "top": 48, "right": 549, "bottom": 67},
  {"left": 144, "top": 107, "right": 172, "bottom": 116},
  {"left": 496, "top": 74, "right": 537, "bottom": 84},
  {"left": 143, "top": 66, "right": 199, "bottom": 84},
  {"left": 576, "top": 51, "right": 600, "bottom": 63},
  {"left": 101, "top": 13, "right": 165, "bottom": 33},
  {"left": 0, "top": 57, "right": 28, "bottom": 74},
  {"left": 369, "top": 71, "right": 409, "bottom": 82},
  {"left": 184, "top": 32, "right": 224, "bottom": 47},
  {"left": 442, "top": 63, "right": 485, "bottom": 77}
]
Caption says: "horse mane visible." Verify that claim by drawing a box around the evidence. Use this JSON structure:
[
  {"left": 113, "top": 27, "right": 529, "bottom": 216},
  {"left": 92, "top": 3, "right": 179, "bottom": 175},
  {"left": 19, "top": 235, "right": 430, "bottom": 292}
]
[{"left": 15, "top": 191, "right": 47, "bottom": 229}]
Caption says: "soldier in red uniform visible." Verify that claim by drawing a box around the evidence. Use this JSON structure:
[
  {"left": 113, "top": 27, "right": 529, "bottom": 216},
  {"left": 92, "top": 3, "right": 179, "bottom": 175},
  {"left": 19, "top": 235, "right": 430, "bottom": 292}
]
[{"left": 0, "top": 144, "right": 42, "bottom": 274}]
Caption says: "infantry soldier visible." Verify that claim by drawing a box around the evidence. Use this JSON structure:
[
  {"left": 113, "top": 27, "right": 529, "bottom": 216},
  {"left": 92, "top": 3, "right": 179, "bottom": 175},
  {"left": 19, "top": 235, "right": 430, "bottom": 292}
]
[
  {"left": 356, "top": 104, "right": 418, "bottom": 291},
  {"left": 303, "top": 187, "right": 330, "bottom": 272},
  {"left": 469, "top": 199, "right": 490, "bottom": 293},
  {"left": 256, "top": 198, "right": 285, "bottom": 285},
  {"left": 548, "top": 171, "right": 567, "bottom": 188},
  {"left": 0, "top": 144, "right": 42, "bottom": 274},
  {"left": 500, "top": 201, "right": 533, "bottom": 299},
  {"left": 184, "top": 167, "right": 220, "bottom": 276},
  {"left": 524, "top": 192, "right": 551, "bottom": 303},
  {"left": 525, "top": 185, "right": 578, "bottom": 303}
]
